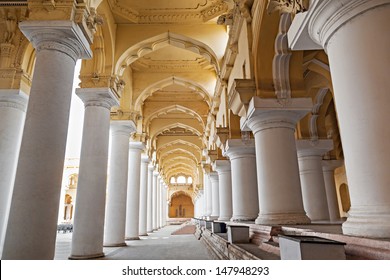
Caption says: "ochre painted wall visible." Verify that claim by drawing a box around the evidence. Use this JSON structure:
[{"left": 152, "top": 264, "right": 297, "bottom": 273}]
[{"left": 169, "top": 194, "right": 194, "bottom": 218}]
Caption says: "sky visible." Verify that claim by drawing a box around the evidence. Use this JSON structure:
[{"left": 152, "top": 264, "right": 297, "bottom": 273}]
[{"left": 64, "top": 61, "right": 84, "bottom": 159}]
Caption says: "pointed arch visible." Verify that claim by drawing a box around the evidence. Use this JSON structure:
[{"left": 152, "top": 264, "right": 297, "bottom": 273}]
[{"left": 115, "top": 32, "right": 219, "bottom": 76}]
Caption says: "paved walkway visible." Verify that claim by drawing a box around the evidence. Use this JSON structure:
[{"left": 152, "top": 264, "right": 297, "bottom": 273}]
[{"left": 54, "top": 225, "right": 210, "bottom": 260}]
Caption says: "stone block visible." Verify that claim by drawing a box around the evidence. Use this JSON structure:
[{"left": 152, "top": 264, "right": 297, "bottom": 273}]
[{"left": 227, "top": 225, "right": 249, "bottom": 244}]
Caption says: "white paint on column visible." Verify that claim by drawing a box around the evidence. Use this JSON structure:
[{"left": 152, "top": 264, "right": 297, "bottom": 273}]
[
  {"left": 70, "top": 88, "right": 119, "bottom": 259},
  {"left": 213, "top": 160, "right": 233, "bottom": 221},
  {"left": 246, "top": 97, "right": 311, "bottom": 225},
  {"left": 322, "top": 160, "right": 343, "bottom": 221},
  {"left": 297, "top": 139, "right": 333, "bottom": 221},
  {"left": 209, "top": 172, "right": 220, "bottom": 218},
  {"left": 103, "top": 121, "right": 136, "bottom": 247},
  {"left": 125, "top": 142, "right": 145, "bottom": 240},
  {"left": 146, "top": 165, "right": 154, "bottom": 233},
  {"left": 225, "top": 139, "right": 259, "bottom": 221},
  {"left": 2, "top": 21, "right": 91, "bottom": 260},
  {"left": 138, "top": 155, "right": 149, "bottom": 236},
  {"left": 0, "top": 90, "right": 27, "bottom": 258},
  {"left": 152, "top": 171, "right": 158, "bottom": 230}
]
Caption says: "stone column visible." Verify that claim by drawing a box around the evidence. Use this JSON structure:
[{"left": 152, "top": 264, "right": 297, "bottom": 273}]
[
  {"left": 0, "top": 90, "right": 28, "bottom": 258},
  {"left": 213, "top": 160, "right": 233, "bottom": 221},
  {"left": 139, "top": 155, "right": 149, "bottom": 236},
  {"left": 209, "top": 172, "right": 220, "bottom": 219},
  {"left": 156, "top": 176, "right": 161, "bottom": 228},
  {"left": 103, "top": 121, "right": 135, "bottom": 247},
  {"left": 322, "top": 160, "right": 343, "bottom": 221},
  {"left": 225, "top": 139, "right": 259, "bottom": 221},
  {"left": 146, "top": 164, "right": 154, "bottom": 233},
  {"left": 304, "top": 0, "right": 390, "bottom": 238},
  {"left": 70, "top": 88, "right": 119, "bottom": 259},
  {"left": 2, "top": 21, "right": 91, "bottom": 260},
  {"left": 296, "top": 140, "right": 333, "bottom": 221},
  {"left": 125, "top": 142, "right": 145, "bottom": 240},
  {"left": 152, "top": 171, "right": 158, "bottom": 230},
  {"left": 246, "top": 97, "right": 311, "bottom": 225},
  {"left": 160, "top": 182, "right": 166, "bottom": 227},
  {"left": 203, "top": 170, "right": 212, "bottom": 218}
]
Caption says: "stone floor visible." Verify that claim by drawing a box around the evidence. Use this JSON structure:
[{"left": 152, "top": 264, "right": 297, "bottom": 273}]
[{"left": 54, "top": 225, "right": 211, "bottom": 260}]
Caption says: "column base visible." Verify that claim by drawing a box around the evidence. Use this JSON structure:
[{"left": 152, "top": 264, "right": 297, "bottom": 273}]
[
  {"left": 342, "top": 206, "right": 390, "bottom": 238},
  {"left": 218, "top": 216, "right": 232, "bottom": 221},
  {"left": 103, "top": 242, "right": 127, "bottom": 247},
  {"left": 69, "top": 252, "right": 105, "bottom": 260},
  {"left": 125, "top": 237, "right": 140, "bottom": 240},
  {"left": 255, "top": 213, "right": 311, "bottom": 225},
  {"left": 230, "top": 215, "right": 257, "bottom": 222},
  {"left": 139, "top": 233, "right": 148, "bottom": 236}
]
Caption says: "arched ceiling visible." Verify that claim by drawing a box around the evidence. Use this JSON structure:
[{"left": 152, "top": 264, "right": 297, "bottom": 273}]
[{"left": 95, "top": 0, "right": 229, "bottom": 187}]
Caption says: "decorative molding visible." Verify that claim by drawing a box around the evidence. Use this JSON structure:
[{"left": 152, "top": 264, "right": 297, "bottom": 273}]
[
  {"left": 76, "top": 87, "right": 119, "bottom": 109},
  {"left": 309, "top": 88, "right": 329, "bottom": 141},
  {"left": 79, "top": 74, "right": 125, "bottom": 99},
  {"left": 228, "top": 79, "right": 256, "bottom": 118},
  {"left": 267, "top": 0, "right": 309, "bottom": 15},
  {"left": 108, "top": 0, "right": 228, "bottom": 24},
  {"left": 273, "top": 13, "right": 292, "bottom": 102},
  {"left": 0, "top": 89, "right": 28, "bottom": 111}
]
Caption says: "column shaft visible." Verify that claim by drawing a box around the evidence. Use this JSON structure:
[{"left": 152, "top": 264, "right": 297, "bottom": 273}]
[
  {"left": 213, "top": 160, "right": 233, "bottom": 221},
  {"left": 0, "top": 90, "right": 27, "bottom": 257},
  {"left": 307, "top": 1, "right": 390, "bottom": 237},
  {"left": 225, "top": 139, "right": 259, "bottom": 221},
  {"left": 2, "top": 21, "right": 91, "bottom": 259},
  {"left": 146, "top": 165, "right": 154, "bottom": 233},
  {"left": 322, "top": 160, "right": 343, "bottom": 221},
  {"left": 70, "top": 88, "right": 118, "bottom": 259},
  {"left": 138, "top": 156, "right": 149, "bottom": 236},
  {"left": 152, "top": 172, "right": 158, "bottom": 230},
  {"left": 125, "top": 142, "right": 144, "bottom": 240},
  {"left": 297, "top": 140, "right": 333, "bottom": 221},
  {"left": 103, "top": 121, "right": 135, "bottom": 247},
  {"left": 247, "top": 97, "right": 311, "bottom": 225}
]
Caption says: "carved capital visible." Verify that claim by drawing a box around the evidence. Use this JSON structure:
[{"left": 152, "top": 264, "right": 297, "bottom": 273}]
[
  {"left": 76, "top": 87, "right": 119, "bottom": 110},
  {"left": 267, "top": 0, "right": 309, "bottom": 15},
  {"left": 110, "top": 109, "right": 140, "bottom": 123}
]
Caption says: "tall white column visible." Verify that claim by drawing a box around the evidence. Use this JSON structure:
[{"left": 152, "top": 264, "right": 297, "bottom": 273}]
[
  {"left": 146, "top": 164, "right": 154, "bottom": 233},
  {"left": 160, "top": 182, "right": 165, "bottom": 227},
  {"left": 156, "top": 174, "right": 161, "bottom": 229},
  {"left": 246, "top": 97, "right": 311, "bottom": 225},
  {"left": 225, "top": 139, "right": 259, "bottom": 221},
  {"left": 125, "top": 142, "right": 145, "bottom": 240},
  {"left": 209, "top": 172, "right": 220, "bottom": 219},
  {"left": 0, "top": 90, "right": 28, "bottom": 258},
  {"left": 70, "top": 88, "right": 119, "bottom": 259},
  {"left": 301, "top": 0, "right": 390, "bottom": 238},
  {"left": 152, "top": 171, "right": 158, "bottom": 230},
  {"left": 213, "top": 160, "right": 233, "bottom": 221},
  {"left": 195, "top": 190, "right": 205, "bottom": 218},
  {"left": 297, "top": 140, "right": 333, "bottom": 221},
  {"left": 103, "top": 121, "right": 136, "bottom": 247},
  {"left": 322, "top": 160, "right": 343, "bottom": 221},
  {"left": 2, "top": 21, "right": 91, "bottom": 260},
  {"left": 139, "top": 155, "right": 149, "bottom": 236},
  {"left": 203, "top": 171, "right": 212, "bottom": 218}
]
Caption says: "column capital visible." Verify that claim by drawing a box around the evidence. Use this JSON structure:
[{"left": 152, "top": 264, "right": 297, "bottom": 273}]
[
  {"left": 148, "top": 164, "right": 155, "bottom": 171},
  {"left": 224, "top": 139, "right": 255, "bottom": 160},
  {"left": 322, "top": 159, "right": 344, "bottom": 172},
  {"left": 129, "top": 141, "right": 145, "bottom": 151},
  {"left": 110, "top": 120, "right": 136, "bottom": 136},
  {"left": 141, "top": 155, "right": 150, "bottom": 164},
  {"left": 19, "top": 20, "right": 92, "bottom": 62},
  {"left": 76, "top": 87, "right": 119, "bottom": 109},
  {"left": 213, "top": 160, "right": 231, "bottom": 173},
  {"left": 0, "top": 89, "right": 28, "bottom": 112},
  {"left": 296, "top": 139, "right": 334, "bottom": 157},
  {"left": 288, "top": 0, "right": 388, "bottom": 51},
  {"left": 246, "top": 97, "right": 312, "bottom": 134}
]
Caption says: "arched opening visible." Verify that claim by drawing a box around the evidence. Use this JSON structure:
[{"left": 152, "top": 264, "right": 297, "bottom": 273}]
[
  {"left": 339, "top": 183, "right": 351, "bottom": 213},
  {"left": 169, "top": 194, "right": 194, "bottom": 218}
]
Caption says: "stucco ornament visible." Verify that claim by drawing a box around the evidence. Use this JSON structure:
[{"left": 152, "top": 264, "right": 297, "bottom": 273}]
[{"left": 267, "top": 0, "right": 309, "bottom": 14}]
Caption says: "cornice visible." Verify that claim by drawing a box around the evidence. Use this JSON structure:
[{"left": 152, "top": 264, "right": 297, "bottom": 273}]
[{"left": 108, "top": 0, "right": 228, "bottom": 24}]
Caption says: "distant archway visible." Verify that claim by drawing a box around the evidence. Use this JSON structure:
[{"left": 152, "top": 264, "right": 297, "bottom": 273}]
[{"left": 169, "top": 193, "right": 194, "bottom": 218}]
